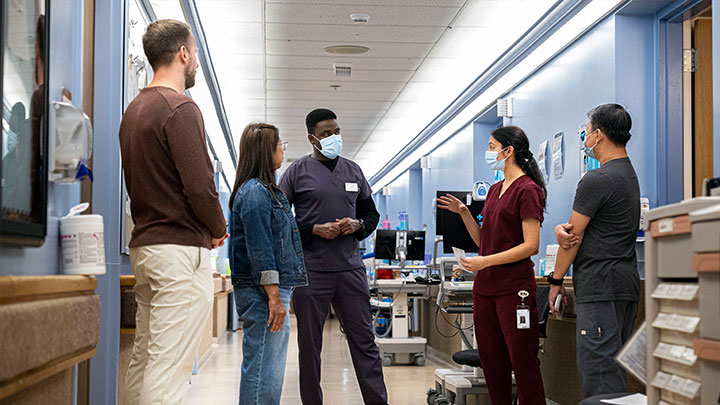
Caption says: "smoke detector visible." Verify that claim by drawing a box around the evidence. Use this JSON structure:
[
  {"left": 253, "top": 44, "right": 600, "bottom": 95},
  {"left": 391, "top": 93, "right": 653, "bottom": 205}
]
[
  {"left": 325, "top": 45, "right": 369, "bottom": 55},
  {"left": 350, "top": 13, "right": 370, "bottom": 24},
  {"left": 333, "top": 62, "right": 352, "bottom": 78},
  {"left": 497, "top": 98, "right": 513, "bottom": 118}
]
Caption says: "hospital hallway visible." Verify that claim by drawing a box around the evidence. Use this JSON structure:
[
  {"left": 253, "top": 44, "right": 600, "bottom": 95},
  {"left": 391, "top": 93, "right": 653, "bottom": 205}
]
[{"left": 184, "top": 317, "right": 442, "bottom": 405}]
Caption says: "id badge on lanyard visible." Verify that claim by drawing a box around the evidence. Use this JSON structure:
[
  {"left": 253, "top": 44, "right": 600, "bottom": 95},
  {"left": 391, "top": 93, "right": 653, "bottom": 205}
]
[{"left": 516, "top": 290, "right": 531, "bottom": 330}]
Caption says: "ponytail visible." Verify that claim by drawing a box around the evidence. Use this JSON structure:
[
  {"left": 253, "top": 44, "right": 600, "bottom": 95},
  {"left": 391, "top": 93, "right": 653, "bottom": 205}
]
[
  {"left": 490, "top": 126, "right": 547, "bottom": 209},
  {"left": 517, "top": 150, "right": 547, "bottom": 209}
]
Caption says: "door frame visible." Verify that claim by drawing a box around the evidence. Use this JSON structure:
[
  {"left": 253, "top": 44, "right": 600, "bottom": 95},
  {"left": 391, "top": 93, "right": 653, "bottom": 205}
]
[{"left": 656, "top": 0, "right": 712, "bottom": 205}]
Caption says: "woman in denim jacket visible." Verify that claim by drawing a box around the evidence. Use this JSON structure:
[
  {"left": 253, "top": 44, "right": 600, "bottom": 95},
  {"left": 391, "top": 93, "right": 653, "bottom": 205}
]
[{"left": 228, "top": 123, "right": 307, "bottom": 405}]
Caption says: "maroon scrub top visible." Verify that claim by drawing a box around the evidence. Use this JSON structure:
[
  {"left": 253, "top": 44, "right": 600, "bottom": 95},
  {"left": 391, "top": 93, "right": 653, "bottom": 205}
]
[{"left": 474, "top": 175, "right": 545, "bottom": 296}]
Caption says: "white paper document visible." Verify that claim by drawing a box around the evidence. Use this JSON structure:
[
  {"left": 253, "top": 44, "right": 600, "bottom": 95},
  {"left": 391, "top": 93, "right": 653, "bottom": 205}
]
[
  {"left": 552, "top": 132, "right": 564, "bottom": 180},
  {"left": 452, "top": 247, "right": 466, "bottom": 270},
  {"left": 615, "top": 321, "right": 646, "bottom": 384},
  {"left": 600, "top": 393, "right": 646, "bottom": 405},
  {"left": 538, "top": 140, "right": 549, "bottom": 184}
]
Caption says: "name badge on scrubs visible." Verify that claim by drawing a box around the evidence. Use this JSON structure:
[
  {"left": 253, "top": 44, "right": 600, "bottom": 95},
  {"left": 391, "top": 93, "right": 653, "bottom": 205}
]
[
  {"left": 345, "top": 182, "right": 359, "bottom": 192},
  {"left": 516, "top": 290, "right": 530, "bottom": 330}
]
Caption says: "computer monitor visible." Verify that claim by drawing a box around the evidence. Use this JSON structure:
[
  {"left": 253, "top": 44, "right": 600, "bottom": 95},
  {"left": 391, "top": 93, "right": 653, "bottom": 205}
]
[
  {"left": 435, "top": 191, "right": 484, "bottom": 254},
  {"left": 374, "top": 229, "right": 426, "bottom": 261}
]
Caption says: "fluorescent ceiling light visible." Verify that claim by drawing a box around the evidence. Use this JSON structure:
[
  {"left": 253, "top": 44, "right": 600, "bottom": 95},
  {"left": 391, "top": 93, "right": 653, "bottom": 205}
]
[
  {"left": 368, "top": 0, "right": 624, "bottom": 191},
  {"left": 353, "top": 0, "right": 557, "bottom": 174}
]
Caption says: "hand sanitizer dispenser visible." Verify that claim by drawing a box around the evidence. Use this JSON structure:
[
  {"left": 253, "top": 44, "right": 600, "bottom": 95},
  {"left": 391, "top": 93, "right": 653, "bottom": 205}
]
[
  {"left": 473, "top": 181, "right": 490, "bottom": 201},
  {"left": 48, "top": 101, "right": 93, "bottom": 182}
]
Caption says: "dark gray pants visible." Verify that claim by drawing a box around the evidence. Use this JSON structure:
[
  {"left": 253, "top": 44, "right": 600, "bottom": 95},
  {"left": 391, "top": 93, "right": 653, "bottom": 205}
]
[
  {"left": 293, "top": 269, "right": 388, "bottom": 405},
  {"left": 576, "top": 300, "right": 638, "bottom": 399}
]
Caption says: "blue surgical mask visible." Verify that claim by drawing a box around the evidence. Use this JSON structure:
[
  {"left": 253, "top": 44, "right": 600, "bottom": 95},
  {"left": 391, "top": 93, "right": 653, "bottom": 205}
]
[
  {"left": 485, "top": 147, "right": 508, "bottom": 171},
  {"left": 313, "top": 134, "right": 343, "bottom": 159},
  {"left": 583, "top": 129, "right": 599, "bottom": 160}
]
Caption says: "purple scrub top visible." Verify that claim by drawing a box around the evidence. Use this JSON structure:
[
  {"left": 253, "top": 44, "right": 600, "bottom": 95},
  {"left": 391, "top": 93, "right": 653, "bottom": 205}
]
[{"left": 278, "top": 155, "right": 372, "bottom": 272}]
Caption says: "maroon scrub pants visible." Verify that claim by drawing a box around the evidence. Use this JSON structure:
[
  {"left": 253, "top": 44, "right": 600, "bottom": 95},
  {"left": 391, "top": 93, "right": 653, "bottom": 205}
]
[{"left": 473, "top": 291, "right": 546, "bottom": 404}]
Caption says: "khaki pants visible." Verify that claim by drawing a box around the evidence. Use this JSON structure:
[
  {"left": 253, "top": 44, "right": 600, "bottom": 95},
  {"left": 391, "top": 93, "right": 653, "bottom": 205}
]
[{"left": 125, "top": 244, "right": 213, "bottom": 405}]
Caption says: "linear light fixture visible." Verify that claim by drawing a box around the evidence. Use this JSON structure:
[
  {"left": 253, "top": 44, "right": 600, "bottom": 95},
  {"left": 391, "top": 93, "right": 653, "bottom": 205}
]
[{"left": 370, "top": 0, "right": 626, "bottom": 191}]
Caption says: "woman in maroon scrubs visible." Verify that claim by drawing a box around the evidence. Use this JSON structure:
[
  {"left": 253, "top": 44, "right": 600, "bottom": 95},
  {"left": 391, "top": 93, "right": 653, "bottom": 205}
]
[{"left": 438, "top": 126, "right": 547, "bottom": 404}]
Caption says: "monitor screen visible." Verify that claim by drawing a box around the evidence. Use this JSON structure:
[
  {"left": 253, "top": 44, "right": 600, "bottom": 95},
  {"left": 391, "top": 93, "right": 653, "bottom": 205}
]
[
  {"left": 435, "top": 191, "right": 484, "bottom": 254},
  {"left": 374, "top": 229, "right": 426, "bottom": 261}
]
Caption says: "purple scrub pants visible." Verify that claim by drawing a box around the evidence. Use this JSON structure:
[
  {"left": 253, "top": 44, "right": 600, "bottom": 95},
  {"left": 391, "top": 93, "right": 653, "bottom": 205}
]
[{"left": 292, "top": 268, "right": 388, "bottom": 405}]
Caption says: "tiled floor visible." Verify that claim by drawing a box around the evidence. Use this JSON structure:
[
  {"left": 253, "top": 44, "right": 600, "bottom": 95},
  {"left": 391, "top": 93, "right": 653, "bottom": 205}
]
[{"left": 184, "top": 317, "right": 443, "bottom": 404}]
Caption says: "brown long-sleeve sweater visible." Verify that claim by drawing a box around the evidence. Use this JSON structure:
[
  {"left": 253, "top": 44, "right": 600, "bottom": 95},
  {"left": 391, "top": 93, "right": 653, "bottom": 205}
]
[{"left": 119, "top": 86, "right": 226, "bottom": 249}]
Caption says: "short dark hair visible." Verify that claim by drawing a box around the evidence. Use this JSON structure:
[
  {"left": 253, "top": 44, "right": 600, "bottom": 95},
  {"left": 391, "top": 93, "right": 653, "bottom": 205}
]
[
  {"left": 587, "top": 104, "right": 632, "bottom": 146},
  {"left": 142, "top": 19, "right": 192, "bottom": 70},
  {"left": 306, "top": 108, "right": 337, "bottom": 134}
]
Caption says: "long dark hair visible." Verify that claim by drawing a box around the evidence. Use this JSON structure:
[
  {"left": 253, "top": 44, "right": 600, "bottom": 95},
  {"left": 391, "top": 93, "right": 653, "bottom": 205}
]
[
  {"left": 229, "top": 123, "right": 281, "bottom": 209},
  {"left": 491, "top": 126, "right": 547, "bottom": 209}
]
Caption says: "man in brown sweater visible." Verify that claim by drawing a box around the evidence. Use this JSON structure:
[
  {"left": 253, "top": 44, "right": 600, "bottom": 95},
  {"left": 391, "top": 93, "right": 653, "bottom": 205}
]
[{"left": 119, "top": 19, "right": 228, "bottom": 405}]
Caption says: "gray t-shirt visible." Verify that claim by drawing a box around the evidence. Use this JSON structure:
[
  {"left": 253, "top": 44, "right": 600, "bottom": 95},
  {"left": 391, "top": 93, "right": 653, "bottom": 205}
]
[{"left": 572, "top": 157, "right": 641, "bottom": 303}]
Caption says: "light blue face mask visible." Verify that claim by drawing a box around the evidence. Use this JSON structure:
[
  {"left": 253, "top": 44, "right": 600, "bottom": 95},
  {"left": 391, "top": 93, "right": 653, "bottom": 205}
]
[
  {"left": 313, "top": 134, "right": 343, "bottom": 159},
  {"left": 583, "top": 129, "right": 599, "bottom": 160},
  {"left": 485, "top": 147, "right": 508, "bottom": 171}
]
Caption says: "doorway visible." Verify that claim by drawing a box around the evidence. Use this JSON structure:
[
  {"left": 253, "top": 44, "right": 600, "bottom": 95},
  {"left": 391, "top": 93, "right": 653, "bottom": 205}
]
[{"left": 683, "top": 8, "right": 714, "bottom": 198}]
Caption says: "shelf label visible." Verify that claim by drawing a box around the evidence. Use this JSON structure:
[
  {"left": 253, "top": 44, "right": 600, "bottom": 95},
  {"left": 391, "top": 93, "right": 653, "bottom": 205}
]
[{"left": 658, "top": 218, "right": 674, "bottom": 233}]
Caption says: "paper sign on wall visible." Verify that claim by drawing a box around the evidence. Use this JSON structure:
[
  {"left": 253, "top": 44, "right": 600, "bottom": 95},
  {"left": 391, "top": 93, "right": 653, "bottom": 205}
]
[
  {"left": 552, "top": 131, "right": 564, "bottom": 180},
  {"left": 538, "top": 140, "right": 549, "bottom": 184}
]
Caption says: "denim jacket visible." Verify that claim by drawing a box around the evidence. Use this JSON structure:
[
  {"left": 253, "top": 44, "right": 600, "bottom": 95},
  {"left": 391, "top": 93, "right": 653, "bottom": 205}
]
[{"left": 230, "top": 179, "right": 307, "bottom": 288}]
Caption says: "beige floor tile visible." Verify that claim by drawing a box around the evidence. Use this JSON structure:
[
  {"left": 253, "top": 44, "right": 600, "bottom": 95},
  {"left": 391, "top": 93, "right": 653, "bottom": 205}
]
[{"left": 184, "top": 316, "right": 442, "bottom": 405}]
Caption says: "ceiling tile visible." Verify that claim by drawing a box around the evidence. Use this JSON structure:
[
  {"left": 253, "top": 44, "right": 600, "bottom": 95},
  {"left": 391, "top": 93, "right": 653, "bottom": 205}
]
[
  {"left": 267, "top": 108, "right": 385, "bottom": 118},
  {"left": 266, "top": 23, "right": 444, "bottom": 43},
  {"left": 267, "top": 99, "right": 393, "bottom": 111},
  {"left": 266, "top": 40, "right": 434, "bottom": 58},
  {"left": 267, "top": 79, "right": 406, "bottom": 93},
  {"left": 266, "top": 0, "right": 465, "bottom": 6},
  {"left": 267, "top": 90, "right": 397, "bottom": 101},
  {"left": 265, "top": 4, "right": 460, "bottom": 27},
  {"left": 267, "top": 67, "right": 413, "bottom": 82},
  {"left": 265, "top": 55, "right": 422, "bottom": 71}
]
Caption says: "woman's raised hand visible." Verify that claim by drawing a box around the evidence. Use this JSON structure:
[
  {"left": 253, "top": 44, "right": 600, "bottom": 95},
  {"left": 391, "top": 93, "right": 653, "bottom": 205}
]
[{"left": 437, "top": 194, "right": 468, "bottom": 215}]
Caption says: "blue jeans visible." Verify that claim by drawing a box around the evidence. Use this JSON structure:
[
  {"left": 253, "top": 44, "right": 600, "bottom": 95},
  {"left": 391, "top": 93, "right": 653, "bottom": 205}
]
[{"left": 234, "top": 286, "right": 293, "bottom": 405}]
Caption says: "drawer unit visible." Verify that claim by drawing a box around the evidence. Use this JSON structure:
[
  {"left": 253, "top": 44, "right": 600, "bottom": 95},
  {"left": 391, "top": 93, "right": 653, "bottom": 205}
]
[{"left": 646, "top": 198, "right": 720, "bottom": 405}]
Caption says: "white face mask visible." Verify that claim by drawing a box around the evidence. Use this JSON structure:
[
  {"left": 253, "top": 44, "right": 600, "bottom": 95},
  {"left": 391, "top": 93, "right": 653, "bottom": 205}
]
[{"left": 312, "top": 134, "right": 343, "bottom": 159}]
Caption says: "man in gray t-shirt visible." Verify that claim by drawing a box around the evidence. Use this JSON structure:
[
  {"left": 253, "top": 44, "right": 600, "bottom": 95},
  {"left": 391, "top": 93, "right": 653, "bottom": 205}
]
[{"left": 547, "top": 104, "right": 641, "bottom": 399}]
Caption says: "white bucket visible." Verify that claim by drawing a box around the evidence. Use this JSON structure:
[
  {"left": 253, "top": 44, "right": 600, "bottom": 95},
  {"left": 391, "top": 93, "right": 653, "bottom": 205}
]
[{"left": 60, "top": 207, "right": 106, "bottom": 275}]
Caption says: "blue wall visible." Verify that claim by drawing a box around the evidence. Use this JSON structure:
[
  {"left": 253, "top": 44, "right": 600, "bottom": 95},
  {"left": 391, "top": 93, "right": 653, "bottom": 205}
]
[
  {"left": 504, "top": 18, "right": 617, "bottom": 266},
  {"left": 0, "top": 0, "right": 84, "bottom": 275},
  {"left": 90, "top": 0, "right": 126, "bottom": 402},
  {"left": 375, "top": 14, "right": 664, "bottom": 270}
]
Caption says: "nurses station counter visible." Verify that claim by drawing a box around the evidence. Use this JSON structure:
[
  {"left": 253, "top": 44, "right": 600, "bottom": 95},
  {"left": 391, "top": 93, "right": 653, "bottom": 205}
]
[
  {"left": 0, "top": 276, "right": 100, "bottom": 404},
  {"left": 418, "top": 273, "right": 645, "bottom": 405}
]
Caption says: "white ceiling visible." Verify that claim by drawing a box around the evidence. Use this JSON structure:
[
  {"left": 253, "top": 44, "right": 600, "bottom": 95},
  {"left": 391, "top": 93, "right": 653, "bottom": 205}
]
[{"left": 151, "top": 0, "right": 556, "bottom": 178}]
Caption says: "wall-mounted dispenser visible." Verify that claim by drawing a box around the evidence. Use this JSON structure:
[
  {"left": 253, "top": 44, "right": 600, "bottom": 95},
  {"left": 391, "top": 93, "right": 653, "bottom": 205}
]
[
  {"left": 48, "top": 101, "right": 93, "bottom": 182},
  {"left": 472, "top": 181, "right": 491, "bottom": 201}
]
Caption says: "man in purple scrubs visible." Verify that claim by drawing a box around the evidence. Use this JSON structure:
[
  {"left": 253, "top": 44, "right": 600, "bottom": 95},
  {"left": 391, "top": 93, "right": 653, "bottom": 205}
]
[{"left": 279, "top": 108, "right": 386, "bottom": 405}]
